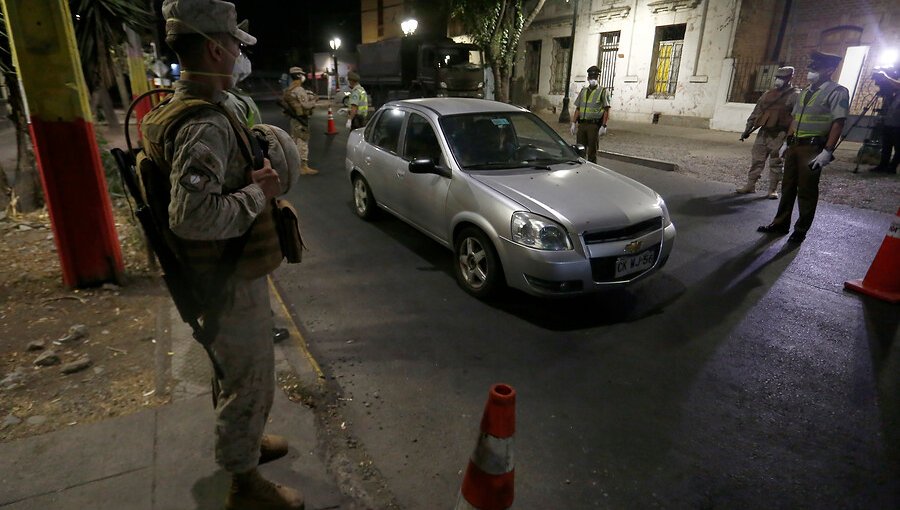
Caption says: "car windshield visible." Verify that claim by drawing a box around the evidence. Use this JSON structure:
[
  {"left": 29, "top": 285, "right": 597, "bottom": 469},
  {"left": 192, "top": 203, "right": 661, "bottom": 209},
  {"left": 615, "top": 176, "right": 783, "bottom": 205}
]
[{"left": 440, "top": 112, "right": 580, "bottom": 170}]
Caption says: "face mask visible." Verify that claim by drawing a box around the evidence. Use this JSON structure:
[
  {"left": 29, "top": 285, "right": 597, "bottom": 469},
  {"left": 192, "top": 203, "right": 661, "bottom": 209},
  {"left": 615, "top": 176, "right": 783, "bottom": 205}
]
[
  {"left": 232, "top": 53, "right": 252, "bottom": 85},
  {"left": 807, "top": 71, "right": 820, "bottom": 83},
  {"left": 588, "top": 79, "right": 599, "bottom": 87},
  {"left": 298, "top": 74, "right": 306, "bottom": 84},
  {"left": 774, "top": 78, "right": 785, "bottom": 88}
]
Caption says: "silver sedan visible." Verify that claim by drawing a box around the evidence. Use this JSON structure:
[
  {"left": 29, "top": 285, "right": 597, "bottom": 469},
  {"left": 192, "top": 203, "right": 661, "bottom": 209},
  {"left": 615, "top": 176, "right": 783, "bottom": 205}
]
[{"left": 345, "top": 98, "right": 675, "bottom": 298}]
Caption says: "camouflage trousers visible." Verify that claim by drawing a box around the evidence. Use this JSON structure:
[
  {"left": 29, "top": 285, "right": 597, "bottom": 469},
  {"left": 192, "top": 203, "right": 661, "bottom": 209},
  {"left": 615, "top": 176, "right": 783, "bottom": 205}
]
[
  {"left": 747, "top": 129, "right": 786, "bottom": 192},
  {"left": 290, "top": 118, "right": 310, "bottom": 164},
  {"left": 209, "top": 276, "right": 274, "bottom": 473}
]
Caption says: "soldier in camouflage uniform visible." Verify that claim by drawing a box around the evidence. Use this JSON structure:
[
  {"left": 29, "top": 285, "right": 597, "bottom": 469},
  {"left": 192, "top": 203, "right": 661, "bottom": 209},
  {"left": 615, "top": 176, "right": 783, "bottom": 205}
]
[
  {"left": 150, "top": 1, "right": 304, "bottom": 508},
  {"left": 283, "top": 67, "right": 318, "bottom": 175}
]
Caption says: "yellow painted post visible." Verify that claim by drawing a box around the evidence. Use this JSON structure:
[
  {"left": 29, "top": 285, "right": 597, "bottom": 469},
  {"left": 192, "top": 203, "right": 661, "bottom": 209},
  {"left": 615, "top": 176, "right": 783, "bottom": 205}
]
[{"left": 1, "top": 0, "right": 124, "bottom": 287}]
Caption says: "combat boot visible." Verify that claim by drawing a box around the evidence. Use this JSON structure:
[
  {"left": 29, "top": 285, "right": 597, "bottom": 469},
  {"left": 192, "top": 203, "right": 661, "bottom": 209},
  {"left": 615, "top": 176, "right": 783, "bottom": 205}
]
[
  {"left": 735, "top": 182, "right": 756, "bottom": 194},
  {"left": 226, "top": 468, "right": 305, "bottom": 510},
  {"left": 259, "top": 434, "right": 289, "bottom": 465},
  {"left": 299, "top": 163, "right": 319, "bottom": 176},
  {"left": 765, "top": 183, "right": 779, "bottom": 200}
]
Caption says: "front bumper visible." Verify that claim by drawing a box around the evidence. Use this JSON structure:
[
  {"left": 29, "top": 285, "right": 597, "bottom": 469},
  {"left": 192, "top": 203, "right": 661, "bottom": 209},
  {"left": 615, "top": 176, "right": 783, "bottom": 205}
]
[{"left": 498, "top": 223, "right": 676, "bottom": 297}]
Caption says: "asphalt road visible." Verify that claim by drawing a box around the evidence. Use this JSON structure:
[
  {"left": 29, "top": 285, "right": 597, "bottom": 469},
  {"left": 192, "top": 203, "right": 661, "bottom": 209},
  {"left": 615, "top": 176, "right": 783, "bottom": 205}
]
[{"left": 259, "top": 101, "right": 899, "bottom": 509}]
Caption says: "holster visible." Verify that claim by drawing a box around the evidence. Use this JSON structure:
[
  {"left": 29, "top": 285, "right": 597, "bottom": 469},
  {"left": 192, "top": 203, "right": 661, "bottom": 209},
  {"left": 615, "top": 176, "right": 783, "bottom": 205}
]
[{"left": 273, "top": 199, "right": 305, "bottom": 263}]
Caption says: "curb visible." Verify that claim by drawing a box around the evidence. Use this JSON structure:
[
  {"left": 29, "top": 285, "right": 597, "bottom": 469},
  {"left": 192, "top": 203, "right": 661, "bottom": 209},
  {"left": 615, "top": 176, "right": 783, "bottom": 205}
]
[
  {"left": 268, "top": 277, "right": 327, "bottom": 391},
  {"left": 597, "top": 150, "right": 679, "bottom": 172}
]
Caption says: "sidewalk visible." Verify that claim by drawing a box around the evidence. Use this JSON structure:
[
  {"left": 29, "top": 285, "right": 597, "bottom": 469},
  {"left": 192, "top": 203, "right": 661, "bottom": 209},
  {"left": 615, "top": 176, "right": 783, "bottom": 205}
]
[
  {"left": 0, "top": 280, "right": 351, "bottom": 510},
  {"left": 534, "top": 110, "right": 899, "bottom": 214}
]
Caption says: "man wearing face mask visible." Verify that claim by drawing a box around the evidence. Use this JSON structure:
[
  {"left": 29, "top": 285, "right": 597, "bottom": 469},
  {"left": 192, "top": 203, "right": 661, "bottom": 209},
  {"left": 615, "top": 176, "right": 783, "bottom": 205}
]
[
  {"left": 758, "top": 51, "right": 849, "bottom": 243},
  {"left": 737, "top": 66, "right": 799, "bottom": 199},
  {"left": 223, "top": 21, "right": 261, "bottom": 127},
  {"left": 282, "top": 66, "right": 319, "bottom": 175},
  {"left": 147, "top": 1, "right": 304, "bottom": 508},
  {"left": 570, "top": 65, "right": 611, "bottom": 163}
]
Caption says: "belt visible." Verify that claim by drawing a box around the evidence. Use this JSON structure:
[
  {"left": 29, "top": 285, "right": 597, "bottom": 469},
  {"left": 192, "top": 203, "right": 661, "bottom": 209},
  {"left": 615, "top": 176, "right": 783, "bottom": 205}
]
[
  {"left": 792, "top": 136, "right": 826, "bottom": 146},
  {"left": 578, "top": 119, "right": 602, "bottom": 124}
]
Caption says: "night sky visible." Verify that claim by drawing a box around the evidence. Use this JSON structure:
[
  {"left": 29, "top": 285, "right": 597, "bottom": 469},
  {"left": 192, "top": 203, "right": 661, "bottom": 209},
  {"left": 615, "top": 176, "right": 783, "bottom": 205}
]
[{"left": 152, "top": 0, "right": 362, "bottom": 74}]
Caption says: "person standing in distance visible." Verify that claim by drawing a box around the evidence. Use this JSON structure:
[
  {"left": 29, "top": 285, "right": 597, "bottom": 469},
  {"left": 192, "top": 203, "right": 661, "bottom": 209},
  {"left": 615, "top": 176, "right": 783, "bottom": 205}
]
[
  {"left": 871, "top": 67, "right": 900, "bottom": 174},
  {"left": 346, "top": 71, "right": 369, "bottom": 130},
  {"left": 736, "top": 66, "right": 799, "bottom": 199},
  {"left": 283, "top": 66, "right": 319, "bottom": 176},
  {"left": 151, "top": 1, "right": 304, "bottom": 508},
  {"left": 570, "top": 65, "right": 611, "bottom": 163},
  {"left": 758, "top": 51, "right": 849, "bottom": 243}
]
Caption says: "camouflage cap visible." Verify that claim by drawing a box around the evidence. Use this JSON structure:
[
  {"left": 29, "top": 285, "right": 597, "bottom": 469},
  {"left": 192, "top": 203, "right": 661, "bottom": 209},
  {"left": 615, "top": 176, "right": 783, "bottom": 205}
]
[
  {"left": 162, "top": 0, "right": 256, "bottom": 45},
  {"left": 289, "top": 66, "right": 305, "bottom": 75},
  {"left": 775, "top": 66, "right": 794, "bottom": 77},
  {"left": 347, "top": 71, "right": 361, "bottom": 82},
  {"left": 809, "top": 51, "right": 841, "bottom": 69}
]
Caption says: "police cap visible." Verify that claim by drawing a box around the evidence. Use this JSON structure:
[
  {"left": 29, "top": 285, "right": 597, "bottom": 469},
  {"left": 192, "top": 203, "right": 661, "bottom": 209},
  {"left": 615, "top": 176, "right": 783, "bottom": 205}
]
[
  {"left": 587, "top": 65, "right": 600, "bottom": 77},
  {"left": 347, "top": 71, "right": 361, "bottom": 83},
  {"left": 162, "top": 0, "right": 256, "bottom": 45},
  {"left": 775, "top": 66, "right": 794, "bottom": 77},
  {"left": 809, "top": 51, "right": 842, "bottom": 69}
]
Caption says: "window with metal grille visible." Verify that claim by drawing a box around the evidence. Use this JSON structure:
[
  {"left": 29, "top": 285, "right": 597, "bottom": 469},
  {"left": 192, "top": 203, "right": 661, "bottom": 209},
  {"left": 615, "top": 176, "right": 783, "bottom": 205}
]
[
  {"left": 649, "top": 24, "right": 686, "bottom": 99},
  {"left": 525, "top": 40, "right": 542, "bottom": 94},
  {"left": 598, "top": 31, "right": 620, "bottom": 92},
  {"left": 550, "top": 36, "right": 572, "bottom": 95}
]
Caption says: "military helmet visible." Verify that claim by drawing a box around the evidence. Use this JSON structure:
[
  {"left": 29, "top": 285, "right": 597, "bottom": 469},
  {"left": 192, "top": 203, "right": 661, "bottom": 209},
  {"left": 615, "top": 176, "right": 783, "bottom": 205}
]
[
  {"left": 251, "top": 124, "right": 299, "bottom": 195},
  {"left": 587, "top": 65, "right": 600, "bottom": 77}
]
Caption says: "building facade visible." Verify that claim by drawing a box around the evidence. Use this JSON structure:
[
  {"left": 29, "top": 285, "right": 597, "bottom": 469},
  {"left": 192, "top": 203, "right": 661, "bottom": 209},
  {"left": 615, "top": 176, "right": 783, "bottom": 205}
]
[{"left": 516, "top": 0, "right": 900, "bottom": 131}]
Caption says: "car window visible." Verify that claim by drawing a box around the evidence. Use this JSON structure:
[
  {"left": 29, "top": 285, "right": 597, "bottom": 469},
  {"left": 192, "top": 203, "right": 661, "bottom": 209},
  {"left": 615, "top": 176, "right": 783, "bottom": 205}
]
[
  {"left": 370, "top": 108, "right": 406, "bottom": 153},
  {"left": 441, "top": 112, "right": 578, "bottom": 170},
  {"left": 364, "top": 110, "right": 382, "bottom": 142},
  {"left": 402, "top": 113, "right": 443, "bottom": 163}
]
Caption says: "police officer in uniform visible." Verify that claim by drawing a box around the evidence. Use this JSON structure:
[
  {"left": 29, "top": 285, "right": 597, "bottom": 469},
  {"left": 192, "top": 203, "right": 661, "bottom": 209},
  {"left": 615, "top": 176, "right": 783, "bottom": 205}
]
[
  {"left": 346, "top": 71, "right": 369, "bottom": 130},
  {"left": 148, "top": 1, "right": 304, "bottom": 508},
  {"left": 737, "top": 66, "right": 799, "bottom": 199},
  {"left": 871, "top": 67, "right": 900, "bottom": 174},
  {"left": 758, "top": 51, "right": 849, "bottom": 243},
  {"left": 283, "top": 66, "right": 319, "bottom": 175},
  {"left": 569, "top": 65, "right": 611, "bottom": 163}
]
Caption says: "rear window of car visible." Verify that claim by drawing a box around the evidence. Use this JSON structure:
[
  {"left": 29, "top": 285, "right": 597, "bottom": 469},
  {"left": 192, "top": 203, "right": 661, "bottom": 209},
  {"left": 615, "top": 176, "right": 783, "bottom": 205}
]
[{"left": 369, "top": 108, "right": 406, "bottom": 154}]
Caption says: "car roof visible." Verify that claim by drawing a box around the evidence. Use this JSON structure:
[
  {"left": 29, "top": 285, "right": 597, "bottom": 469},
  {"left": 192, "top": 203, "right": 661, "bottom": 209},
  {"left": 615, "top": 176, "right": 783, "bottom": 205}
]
[{"left": 384, "top": 98, "right": 529, "bottom": 117}]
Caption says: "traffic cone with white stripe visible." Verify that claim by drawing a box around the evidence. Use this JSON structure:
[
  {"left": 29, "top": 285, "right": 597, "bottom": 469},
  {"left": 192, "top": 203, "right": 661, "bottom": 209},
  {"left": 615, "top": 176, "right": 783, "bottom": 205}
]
[
  {"left": 455, "top": 384, "right": 516, "bottom": 510},
  {"left": 844, "top": 207, "right": 900, "bottom": 303},
  {"left": 325, "top": 106, "right": 338, "bottom": 135}
]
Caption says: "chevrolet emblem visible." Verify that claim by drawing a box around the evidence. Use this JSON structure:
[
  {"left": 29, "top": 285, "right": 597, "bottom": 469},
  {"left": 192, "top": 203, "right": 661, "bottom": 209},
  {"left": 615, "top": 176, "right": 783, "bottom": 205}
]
[{"left": 624, "top": 241, "right": 643, "bottom": 254}]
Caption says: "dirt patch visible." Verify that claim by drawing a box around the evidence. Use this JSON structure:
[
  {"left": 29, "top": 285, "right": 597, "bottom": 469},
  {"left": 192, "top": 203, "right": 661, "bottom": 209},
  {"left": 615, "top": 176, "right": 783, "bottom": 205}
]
[{"left": 0, "top": 203, "right": 169, "bottom": 442}]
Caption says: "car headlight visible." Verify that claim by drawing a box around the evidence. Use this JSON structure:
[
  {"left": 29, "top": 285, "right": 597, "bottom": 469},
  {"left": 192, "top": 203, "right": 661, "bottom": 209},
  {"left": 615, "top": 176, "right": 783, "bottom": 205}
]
[
  {"left": 657, "top": 196, "right": 672, "bottom": 227},
  {"left": 511, "top": 212, "right": 572, "bottom": 251},
  {"left": 440, "top": 81, "right": 448, "bottom": 88}
]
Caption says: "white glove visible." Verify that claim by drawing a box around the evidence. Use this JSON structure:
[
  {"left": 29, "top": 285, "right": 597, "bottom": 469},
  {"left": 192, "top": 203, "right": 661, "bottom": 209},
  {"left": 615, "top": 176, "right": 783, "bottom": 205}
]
[
  {"left": 345, "top": 119, "right": 352, "bottom": 129},
  {"left": 599, "top": 126, "right": 608, "bottom": 136},
  {"left": 808, "top": 149, "right": 834, "bottom": 171},
  {"left": 778, "top": 142, "right": 788, "bottom": 158},
  {"left": 569, "top": 122, "right": 577, "bottom": 136}
]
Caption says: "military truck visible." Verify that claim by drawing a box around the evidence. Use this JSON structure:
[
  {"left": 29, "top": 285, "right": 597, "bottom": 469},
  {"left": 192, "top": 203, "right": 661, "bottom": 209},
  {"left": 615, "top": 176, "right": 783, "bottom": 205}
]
[{"left": 357, "top": 36, "right": 484, "bottom": 108}]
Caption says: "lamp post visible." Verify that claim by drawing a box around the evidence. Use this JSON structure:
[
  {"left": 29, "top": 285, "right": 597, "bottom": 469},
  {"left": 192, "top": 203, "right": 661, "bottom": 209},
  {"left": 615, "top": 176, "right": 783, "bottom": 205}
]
[
  {"left": 330, "top": 37, "right": 342, "bottom": 95},
  {"left": 558, "top": 0, "right": 578, "bottom": 123},
  {"left": 401, "top": 18, "right": 418, "bottom": 37}
]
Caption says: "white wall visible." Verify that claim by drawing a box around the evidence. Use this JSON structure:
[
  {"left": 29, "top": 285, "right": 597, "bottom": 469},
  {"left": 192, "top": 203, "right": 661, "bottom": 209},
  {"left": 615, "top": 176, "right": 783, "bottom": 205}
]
[{"left": 519, "top": 0, "right": 744, "bottom": 129}]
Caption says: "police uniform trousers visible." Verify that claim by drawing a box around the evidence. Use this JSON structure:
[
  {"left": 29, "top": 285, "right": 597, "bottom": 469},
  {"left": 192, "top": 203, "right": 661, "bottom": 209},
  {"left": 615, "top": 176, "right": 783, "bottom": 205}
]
[
  {"left": 748, "top": 129, "right": 786, "bottom": 191},
  {"left": 350, "top": 114, "right": 367, "bottom": 130},
  {"left": 878, "top": 125, "right": 900, "bottom": 173},
  {"left": 210, "top": 275, "right": 275, "bottom": 473},
  {"left": 577, "top": 122, "right": 601, "bottom": 163},
  {"left": 290, "top": 118, "right": 310, "bottom": 164},
  {"left": 771, "top": 144, "right": 822, "bottom": 234}
]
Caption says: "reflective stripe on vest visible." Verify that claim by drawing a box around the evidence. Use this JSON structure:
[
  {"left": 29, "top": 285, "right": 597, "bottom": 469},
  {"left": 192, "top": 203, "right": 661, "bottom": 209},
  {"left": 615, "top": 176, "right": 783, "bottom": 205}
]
[
  {"left": 354, "top": 87, "right": 369, "bottom": 116},
  {"left": 794, "top": 82, "right": 840, "bottom": 138},
  {"left": 579, "top": 87, "right": 607, "bottom": 120}
]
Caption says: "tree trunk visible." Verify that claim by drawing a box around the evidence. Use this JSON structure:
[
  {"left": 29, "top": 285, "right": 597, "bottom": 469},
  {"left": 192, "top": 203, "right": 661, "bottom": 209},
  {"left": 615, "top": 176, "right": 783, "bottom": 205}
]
[
  {"left": 13, "top": 123, "right": 42, "bottom": 212},
  {"left": 493, "top": 65, "right": 512, "bottom": 103},
  {"left": 93, "top": 88, "right": 120, "bottom": 131},
  {"left": 0, "top": 162, "right": 10, "bottom": 212},
  {"left": 114, "top": 68, "right": 130, "bottom": 114}
]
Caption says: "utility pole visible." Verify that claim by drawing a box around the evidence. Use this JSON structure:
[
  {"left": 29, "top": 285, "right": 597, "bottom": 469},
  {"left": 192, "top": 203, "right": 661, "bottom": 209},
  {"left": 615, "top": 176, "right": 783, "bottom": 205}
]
[
  {"left": 1, "top": 0, "right": 124, "bottom": 287},
  {"left": 558, "top": 0, "right": 578, "bottom": 123}
]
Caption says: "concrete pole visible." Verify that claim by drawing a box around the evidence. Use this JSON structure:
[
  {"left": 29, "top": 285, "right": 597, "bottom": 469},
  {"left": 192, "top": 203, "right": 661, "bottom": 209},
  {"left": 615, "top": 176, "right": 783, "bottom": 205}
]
[
  {"left": 1, "top": 0, "right": 124, "bottom": 287},
  {"left": 558, "top": 0, "right": 579, "bottom": 123}
]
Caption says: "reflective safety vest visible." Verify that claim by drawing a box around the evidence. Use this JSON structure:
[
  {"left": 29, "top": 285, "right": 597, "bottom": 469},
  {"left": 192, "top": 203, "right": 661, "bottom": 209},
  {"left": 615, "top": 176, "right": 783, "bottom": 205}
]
[
  {"left": 350, "top": 85, "right": 368, "bottom": 117},
  {"left": 794, "top": 81, "right": 847, "bottom": 138},
  {"left": 576, "top": 86, "right": 609, "bottom": 120},
  {"left": 140, "top": 97, "right": 282, "bottom": 280}
]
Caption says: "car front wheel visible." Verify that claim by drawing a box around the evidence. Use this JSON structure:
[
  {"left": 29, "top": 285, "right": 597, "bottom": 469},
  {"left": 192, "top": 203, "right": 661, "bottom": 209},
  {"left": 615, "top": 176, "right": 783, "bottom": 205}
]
[
  {"left": 454, "top": 227, "right": 504, "bottom": 299},
  {"left": 352, "top": 175, "right": 378, "bottom": 220}
]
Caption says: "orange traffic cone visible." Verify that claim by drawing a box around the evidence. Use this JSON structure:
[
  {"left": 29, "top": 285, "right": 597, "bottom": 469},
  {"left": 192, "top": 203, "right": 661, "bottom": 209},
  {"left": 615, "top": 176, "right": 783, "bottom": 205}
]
[
  {"left": 325, "top": 106, "right": 338, "bottom": 135},
  {"left": 844, "top": 207, "right": 900, "bottom": 303},
  {"left": 455, "top": 384, "right": 515, "bottom": 510}
]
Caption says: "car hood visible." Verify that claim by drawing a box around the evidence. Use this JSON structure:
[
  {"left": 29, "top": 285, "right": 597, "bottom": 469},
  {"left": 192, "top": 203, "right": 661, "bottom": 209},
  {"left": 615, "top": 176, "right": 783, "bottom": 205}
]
[{"left": 469, "top": 162, "right": 661, "bottom": 232}]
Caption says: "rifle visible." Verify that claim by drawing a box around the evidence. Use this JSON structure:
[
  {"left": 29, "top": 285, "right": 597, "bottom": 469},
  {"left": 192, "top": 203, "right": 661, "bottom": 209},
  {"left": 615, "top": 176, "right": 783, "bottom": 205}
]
[{"left": 276, "top": 98, "right": 309, "bottom": 127}]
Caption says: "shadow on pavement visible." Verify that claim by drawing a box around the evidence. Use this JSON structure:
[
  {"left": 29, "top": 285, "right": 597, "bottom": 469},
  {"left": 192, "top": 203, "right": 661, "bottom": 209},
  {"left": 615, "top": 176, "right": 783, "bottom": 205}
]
[
  {"left": 190, "top": 469, "right": 229, "bottom": 510},
  {"left": 671, "top": 193, "right": 766, "bottom": 218},
  {"left": 860, "top": 295, "right": 900, "bottom": 479}
]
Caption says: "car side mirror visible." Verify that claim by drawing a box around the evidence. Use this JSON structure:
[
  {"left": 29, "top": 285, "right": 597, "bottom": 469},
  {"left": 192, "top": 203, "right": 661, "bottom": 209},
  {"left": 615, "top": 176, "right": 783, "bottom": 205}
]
[
  {"left": 572, "top": 144, "right": 586, "bottom": 158},
  {"left": 409, "top": 158, "right": 451, "bottom": 178}
]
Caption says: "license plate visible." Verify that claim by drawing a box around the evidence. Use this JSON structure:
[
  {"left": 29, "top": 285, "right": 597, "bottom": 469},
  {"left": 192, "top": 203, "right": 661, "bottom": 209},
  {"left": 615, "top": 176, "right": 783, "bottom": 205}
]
[{"left": 614, "top": 249, "right": 656, "bottom": 278}]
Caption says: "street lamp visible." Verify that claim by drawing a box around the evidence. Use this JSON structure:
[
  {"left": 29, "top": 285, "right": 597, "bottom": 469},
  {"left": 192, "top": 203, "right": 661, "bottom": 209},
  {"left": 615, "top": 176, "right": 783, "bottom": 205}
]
[
  {"left": 401, "top": 19, "right": 418, "bottom": 37},
  {"left": 330, "top": 37, "right": 342, "bottom": 94}
]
